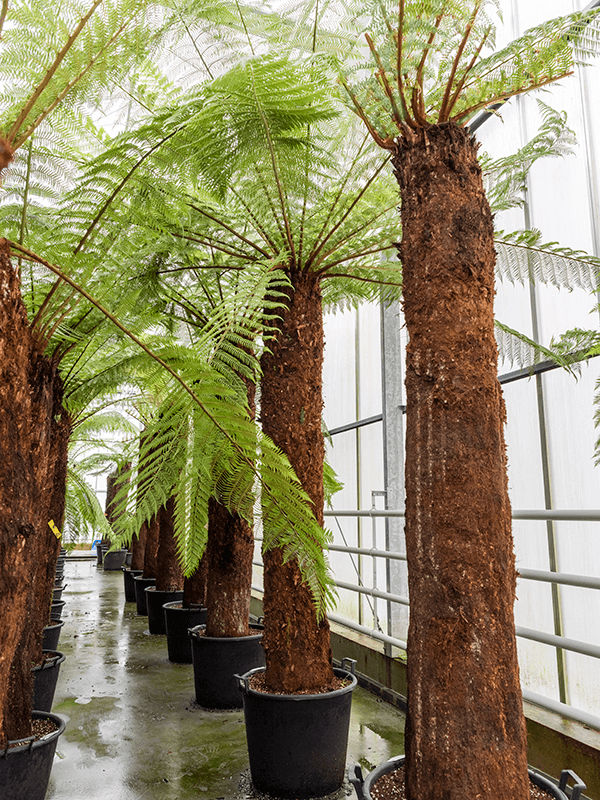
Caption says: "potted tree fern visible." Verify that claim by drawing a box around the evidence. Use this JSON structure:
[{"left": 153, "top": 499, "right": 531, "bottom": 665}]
[{"left": 330, "top": 1, "right": 600, "bottom": 798}]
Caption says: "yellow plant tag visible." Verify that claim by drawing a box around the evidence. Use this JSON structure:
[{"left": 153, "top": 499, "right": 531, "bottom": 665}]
[{"left": 48, "top": 520, "right": 62, "bottom": 539}]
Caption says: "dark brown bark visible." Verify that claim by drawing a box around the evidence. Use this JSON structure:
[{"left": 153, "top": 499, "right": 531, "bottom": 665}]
[
  {"left": 7, "top": 330, "right": 68, "bottom": 740},
  {"left": 204, "top": 497, "right": 253, "bottom": 637},
  {"left": 203, "top": 353, "right": 255, "bottom": 636},
  {"left": 0, "top": 240, "right": 69, "bottom": 745},
  {"left": 142, "top": 514, "right": 160, "bottom": 579},
  {"left": 182, "top": 553, "right": 208, "bottom": 607},
  {"left": 259, "top": 270, "right": 333, "bottom": 693},
  {"left": 0, "top": 242, "right": 37, "bottom": 747},
  {"left": 130, "top": 520, "right": 148, "bottom": 571},
  {"left": 105, "top": 469, "right": 119, "bottom": 528},
  {"left": 392, "top": 123, "right": 528, "bottom": 800},
  {"left": 155, "top": 497, "right": 183, "bottom": 591},
  {"left": 104, "top": 462, "right": 130, "bottom": 546}
]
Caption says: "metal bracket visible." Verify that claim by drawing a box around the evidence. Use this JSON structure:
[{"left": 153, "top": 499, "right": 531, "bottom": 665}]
[
  {"left": 341, "top": 657, "right": 357, "bottom": 675},
  {"left": 348, "top": 764, "right": 365, "bottom": 800},
  {"left": 559, "top": 769, "right": 586, "bottom": 800}
]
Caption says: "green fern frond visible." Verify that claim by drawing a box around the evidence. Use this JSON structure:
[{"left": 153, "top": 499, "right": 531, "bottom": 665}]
[
  {"left": 482, "top": 100, "right": 577, "bottom": 213},
  {"left": 494, "top": 229, "right": 600, "bottom": 292}
]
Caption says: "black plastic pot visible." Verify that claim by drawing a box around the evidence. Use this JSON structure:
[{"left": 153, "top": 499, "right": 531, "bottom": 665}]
[
  {"left": 52, "top": 585, "right": 66, "bottom": 602},
  {"left": 125, "top": 551, "right": 132, "bottom": 567},
  {"left": 103, "top": 548, "right": 127, "bottom": 571},
  {"left": 237, "top": 661, "right": 357, "bottom": 798},
  {"left": 348, "top": 756, "right": 587, "bottom": 800},
  {"left": 190, "top": 623, "right": 265, "bottom": 709},
  {"left": 32, "top": 651, "right": 66, "bottom": 713},
  {"left": 0, "top": 710, "right": 66, "bottom": 800},
  {"left": 163, "top": 602, "right": 207, "bottom": 663},
  {"left": 50, "top": 600, "right": 66, "bottom": 621},
  {"left": 134, "top": 576, "right": 156, "bottom": 615},
  {"left": 122, "top": 568, "right": 143, "bottom": 602},
  {"left": 96, "top": 544, "right": 105, "bottom": 565},
  {"left": 42, "top": 620, "right": 64, "bottom": 651},
  {"left": 145, "top": 587, "right": 184, "bottom": 635}
]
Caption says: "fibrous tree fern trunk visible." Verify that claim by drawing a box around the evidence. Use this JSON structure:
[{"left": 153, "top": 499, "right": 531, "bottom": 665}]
[
  {"left": 260, "top": 270, "right": 334, "bottom": 692},
  {"left": 131, "top": 432, "right": 152, "bottom": 570},
  {"left": 142, "top": 514, "right": 159, "bottom": 579},
  {"left": 0, "top": 239, "right": 70, "bottom": 743},
  {"left": 204, "top": 498, "right": 253, "bottom": 637},
  {"left": 204, "top": 363, "right": 256, "bottom": 637},
  {"left": 28, "top": 378, "right": 70, "bottom": 663},
  {"left": 0, "top": 239, "right": 37, "bottom": 746},
  {"left": 182, "top": 554, "right": 208, "bottom": 607},
  {"left": 155, "top": 497, "right": 184, "bottom": 591},
  {"left": 394, "top": 123, "right": 528, "bottom": 800},
  {"left": 105, "top": 463, "right": 130, "bottom": 549},
  {"left": 130, "top": 520, "right": 148, "bottom": 571}
]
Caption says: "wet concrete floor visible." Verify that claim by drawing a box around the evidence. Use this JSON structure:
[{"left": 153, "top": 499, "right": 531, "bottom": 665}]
[{"left": 47, "top": 559, "right": 406, "bottom": 800}]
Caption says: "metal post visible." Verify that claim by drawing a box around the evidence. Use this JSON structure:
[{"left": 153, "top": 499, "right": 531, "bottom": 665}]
[
  {"left": 371, "top": 490, "right": 387, "bottom": 631},
  {"left": 519, "top": 132, "right": 569, "bottom": 703},
  {"left": 355, "top": 307, "right": 363, "bottom": 626},
  {"left": 380, "top": 298, "right": 408, "bottom": 651}
]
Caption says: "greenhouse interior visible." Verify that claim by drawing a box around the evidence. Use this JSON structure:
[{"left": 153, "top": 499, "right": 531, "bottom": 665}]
[{"left": 2, "top": 1, "right": 600, "bottom": 799}]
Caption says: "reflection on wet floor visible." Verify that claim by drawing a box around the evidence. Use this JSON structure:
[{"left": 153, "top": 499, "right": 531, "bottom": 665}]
[{"left": 47, "top": 559, "right": 406, "bottom": 800}]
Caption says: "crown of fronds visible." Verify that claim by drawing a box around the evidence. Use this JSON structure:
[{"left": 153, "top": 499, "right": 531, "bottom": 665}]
[{"left": 335, "top": 0, "right": 600, "bottom": 145}]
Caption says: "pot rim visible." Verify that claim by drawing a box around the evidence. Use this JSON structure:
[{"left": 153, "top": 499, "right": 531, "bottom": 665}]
[
  {"left": 31, "top": 650, "right": 66, "bottom": 672},
  {"left": 189, "top": 622, "right": 263, "bottom": 644},
  {"left": 144, "top": 586, "right": 183, "bottom": 595},
  {"left": 43, "top": 619, "right": 64, "bottom": 631},
  {"left": 1, "top": 711, "right": 66, "bottom": 757},
  {"left": 163, "top": 601, "right": 206, "bottom": 611},
  {"left": 351, "top": 756, "right": 582, "bottom": 800},
  {"left": 237, "top": 664, "right": 358, "bottom": 701},
  {"left": 133, "top": 575, "right": 155, "bottom": 582}
]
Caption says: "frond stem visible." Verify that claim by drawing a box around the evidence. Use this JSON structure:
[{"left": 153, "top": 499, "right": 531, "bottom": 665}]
[
  {"left": 438, "top": 1, "right": 481, "bottom": 122},
  {"left": 0, "top": 0, "right": 8, "bottom": 40},
  {"left": 454, "top": 71, "right": 574, "bottom": 126},
  {"left": 365, "top": 33, "right": 404, "bottom": 128},
  {"left": 321, "top": 273, "right": 401, "bottom": 288},
  {"left": 308, "top": 132, "right": 373, "bottom": 260},
  {"left": 315, "top": 245, "right": 399, "bottom": 276},
  {"left": 186, "top": 201, "right": 271, "bottom": 258},
  {"left": 75, "top": 128, "right": 183, "bottom": 255},
  {"left": 229, "top": 185, "right": 279, "bottom": 252},
  {"left": 17, "top": 137, "right": 34, "bottom": 283},
  {"left": 7, "top": 0, "right": 103, "bottom": 145},
  {"left": 412, "top": 13, "right": 443, "bottom": 124},
  {"left": 308, "top": 156, "right": 391, "bottom": 268},
  {"left": 249, "top": 64, "right": 296, "bottom": 264},
  {"left": 14, "top": 14, "right": 134, "bottom": 149},
  {"left": 338, "top": 75, "right": 394, "bottom": 149},
  {"left": 395, "top": 1, "right": 414, "bottom": 127},
  {"left": 444, "top": 26, "right": 492, "bottom": 121},
  {"left": 235, "top": 0, "right": 255, "bottom": 55}
]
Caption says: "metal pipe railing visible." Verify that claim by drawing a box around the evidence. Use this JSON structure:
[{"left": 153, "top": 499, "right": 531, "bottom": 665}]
[
  {"left": 328, "top": 542, "right": 406, "bottom": 561},
  {"left": 518, "top": 568, "right": 600, "bottom": 591},
  {"left": 253, "top": 508, "right": 600, "bottom": 729},
  {"left": 516, "top": 626, "right": 600, "bottom": 660},
  {"left": 325, "top": 508, "right": 600, "bottom": 521},
  {"left": 336, "top": 579, "right": 409, "bottom": 607}
]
